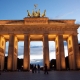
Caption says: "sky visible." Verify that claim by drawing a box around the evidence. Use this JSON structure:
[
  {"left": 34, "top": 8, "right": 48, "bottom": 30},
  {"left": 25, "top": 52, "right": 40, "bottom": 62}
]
[{"left": 0, "top": 0, "right": 80, "bottom": 64}]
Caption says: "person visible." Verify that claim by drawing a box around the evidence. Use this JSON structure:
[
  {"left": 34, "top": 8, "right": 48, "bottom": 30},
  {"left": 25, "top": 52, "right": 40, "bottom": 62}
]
[
  {"left": 0, "top": 65, "right": 1, "bottom": 75},
  {"left": 0, "top": 71, "right": 1, "bottom": 75},
  {"left": 34, "top": 64, "right": 37, "bottom": 73},
  {"left": 44, "top": 64, "right": 48, "bottom": 74},
  {"left": 32, "top": 64, "right": 34, "bottom": 73},
  {"left": 37, "top": 64, "right": 40, "bottom": 73}
]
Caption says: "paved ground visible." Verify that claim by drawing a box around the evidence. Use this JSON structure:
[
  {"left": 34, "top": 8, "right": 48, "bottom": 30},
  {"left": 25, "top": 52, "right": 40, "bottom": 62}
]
[{"left": 0, "top": 71, "right": 80, "bottom": 80}]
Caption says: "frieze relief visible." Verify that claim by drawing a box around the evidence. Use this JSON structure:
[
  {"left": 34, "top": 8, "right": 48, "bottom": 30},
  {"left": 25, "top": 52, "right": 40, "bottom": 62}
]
[
  {"left": 25, "top": 19, "right": 48, "bottom": 24},
  {"left": 24, "top": 17, "right": 48, "bottom": 24},
  {"left": 0, "top": 25, "right": 77, "bottom": 34}
]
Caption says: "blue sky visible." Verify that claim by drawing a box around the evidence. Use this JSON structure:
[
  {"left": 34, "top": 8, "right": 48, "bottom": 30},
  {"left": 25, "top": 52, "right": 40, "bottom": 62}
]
[
  {"left": 0, "top": 0, "right": 80, "bottom": 21},
  {"left": 0, "top": 0, "right": 80, "bottom": 64}
]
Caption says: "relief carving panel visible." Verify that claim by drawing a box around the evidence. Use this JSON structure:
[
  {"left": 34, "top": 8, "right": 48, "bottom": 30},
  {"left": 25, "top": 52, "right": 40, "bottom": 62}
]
[
  {"left": 0, "top": 25, "right": 77, "bottom": 34},
  {"left": 24, "top": 17, "right": 48, "bottom": 24}
]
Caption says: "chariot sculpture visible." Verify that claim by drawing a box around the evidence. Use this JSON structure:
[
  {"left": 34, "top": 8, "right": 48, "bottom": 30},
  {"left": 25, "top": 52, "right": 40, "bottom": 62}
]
[{"left": 27, "top": 4, "right": 46, "bottom": 17}]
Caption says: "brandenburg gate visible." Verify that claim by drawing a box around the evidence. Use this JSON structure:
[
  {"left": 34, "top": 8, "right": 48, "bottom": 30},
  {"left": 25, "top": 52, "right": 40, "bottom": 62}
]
[{"left": 0, "top": 8, "right": 80, "bottom": 71}]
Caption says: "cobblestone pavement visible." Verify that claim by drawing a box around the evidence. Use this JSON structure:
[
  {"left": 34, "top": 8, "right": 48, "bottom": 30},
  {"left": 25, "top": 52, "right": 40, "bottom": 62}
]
[{"left": 0, "top": 71, "right": 80, "bottom": 80}]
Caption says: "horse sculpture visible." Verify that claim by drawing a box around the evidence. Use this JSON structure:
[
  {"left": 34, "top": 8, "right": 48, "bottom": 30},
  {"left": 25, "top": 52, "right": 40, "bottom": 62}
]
[
  {"left": 31, "top": 10, "right": 35, "bottom": 17},
  {"left": 27, "top": 10, "right": 31, "bottom": 17},
  {"left": 37, "top": 9, "right": 40, "bottom": 17},
  {"left": 31, "top": 9, "right": 40, "bottom": 17},
  {"left": 41, "top": 10, "right": 46, "bottom": 17},
  {"left": 27, "top": 9, "right": 46, "bottom": 17}
]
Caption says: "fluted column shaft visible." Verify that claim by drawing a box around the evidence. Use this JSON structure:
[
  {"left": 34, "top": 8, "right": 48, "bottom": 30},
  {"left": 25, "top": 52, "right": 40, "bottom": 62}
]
[
  {"left": 23, "top": 34, "right": 30, "bottom": 71},
  {"left": 55, "top": 35, "right": 66, "bottom": 70},
  {"left": 43, "top": 34, "right": 50, "bottom": 69},
  {"left": 67, "top": 35, "right": 80, "bottom": 70},
  {"left": 7, "top": 34, "right": 18, "bottom": 71},
  {"left": 0, "top": 36, "right": 6, "bottom": 70}
]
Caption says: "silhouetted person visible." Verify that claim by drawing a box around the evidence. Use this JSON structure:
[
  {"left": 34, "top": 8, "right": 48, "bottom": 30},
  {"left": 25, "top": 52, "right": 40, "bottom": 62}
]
[
  {"left": 0, "top": 71, "right": 1, "bottom": 75},
  {"left": 34, "top": 64, "right": 37, "bottom": 73},
  {"left": 44, "top": 64, "right": 48, "bottom": 74},
  {"left": 37, "top": 64, "right": 40, "bottom": 73},
  {"left": 0, "top": 66, "right": 1, "bottom": 75},
  {"left": 32, "top": 64, "right": 34, "bottom": 73}
]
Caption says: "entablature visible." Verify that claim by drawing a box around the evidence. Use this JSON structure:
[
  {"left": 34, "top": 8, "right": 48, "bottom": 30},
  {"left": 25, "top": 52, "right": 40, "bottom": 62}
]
[
  {"left": 0, "top": 24, "right": 78, "bottom": 35},
  {"left": 49, "top": 19, "right": 75, "bottom": 24},
  {"left": 0, "top": 20, "right": 24, "bottom": 25},
  {"left": 0, "top": 18, "right": 79, "bottom": 35},
  {"left": 0, "top": 18, "right": 76, "bottom": 25}
]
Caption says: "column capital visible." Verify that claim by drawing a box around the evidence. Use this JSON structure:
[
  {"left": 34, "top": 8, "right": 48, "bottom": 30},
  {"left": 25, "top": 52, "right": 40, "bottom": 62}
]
[
  {"left": 9, "top": 34, "right": 19, "bottom": 41},
  {"left": 68, "top": 34, "right": 78, "bottom": 39},
  {"left": 24, "top": 34, "right": 30, "bottom": 41},
  {"left": 56, "top": 34, "right": 63, "bottom": 36},
  {"left": 43, "top": 33, "right": 49, "bottom": 36},
  {"left": 9, "top": 34, "right": 15, "bottom": 36},
  {"left": 43, "top": 34, "right": 48, "bottom": 41},
  {"left": 24, "top": 34, "right": 30, "bottom": 36}
]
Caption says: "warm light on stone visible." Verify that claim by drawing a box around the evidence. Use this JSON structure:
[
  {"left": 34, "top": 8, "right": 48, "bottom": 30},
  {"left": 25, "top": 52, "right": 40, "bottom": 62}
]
[
  {"left": 0, "top": 15, "right": 80, "bottom": 71},
  {"left": 23, "top": 34, "right": 30, "bottom": 71},
  {"left": 0, "top": 36, "right": 5, "bottom": 70},
  {"left": 55, "top": 35, "right": 66, "bottom": 70}
]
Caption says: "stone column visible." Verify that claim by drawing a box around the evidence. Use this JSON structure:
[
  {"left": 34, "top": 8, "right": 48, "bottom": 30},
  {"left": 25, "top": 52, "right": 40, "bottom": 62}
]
[
  {"left": 73, "top": 35, "right": 80, "bottom": 69},
  {"left": 43, "top": 34, "right": 50, "bottom": 69},
  {"left": 14, "top": 36, "right": 18, "bottom": 71},
  {"left": 55, "top": 35, "right": 66, "bottom": 70},
  {"left": 23, "top": 34, "right": 30, "bottom": 71},
  {"left": 7, "top": 34, "right": 18, "bottom": 71},
  {"left": 0, "top": 36, "right": 6, "bottom": 71},
  {"left": 67, "top": 35, "right": 80, "bottom": 70}
]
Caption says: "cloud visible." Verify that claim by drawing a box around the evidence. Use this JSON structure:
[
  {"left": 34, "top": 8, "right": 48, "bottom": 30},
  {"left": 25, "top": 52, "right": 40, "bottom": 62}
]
[
  {"left": 55, "top": 11, "right": 74, "bottom": 19},
  {"left": 30, "top": 45, "right": 43, "bottom": 55},
  {"left": 30, "top": 46, "right": 42, "bottom": 48},
  {"left": 76, "top": 21, "right": 80, "bottom": 25},
  {"left": 5, "top": 41, "right": 68, "bottom": 60},
  {"left": 64, "top": 41, "right": 67, "bottom": 46},
  {"left": 30, "top": 59, "right": 43, "bottom": 63},
  {"left": 18, "top": 55, "right": 23, "bottom": 59},
  {"left": 78, "top": 40, "right": 80, "bottom": 43},
  {"left": 55, "top": 9, "right": 80, "bottom": 19},
  {"left": 30, "top": 59, "right": 43, "bottom": 66},
  {"left": 50, "top": 49, "right": 55, "bottom": 52}
]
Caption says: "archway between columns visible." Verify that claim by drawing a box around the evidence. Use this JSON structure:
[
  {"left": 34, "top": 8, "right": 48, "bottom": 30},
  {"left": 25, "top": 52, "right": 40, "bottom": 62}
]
[
  {"left": 64, "top": 41, "right": 69, "bottom": 70},
  {"left": 30, "top": 41, "right": 43, "bottom": 69},
  {"left": 3, "top": 35, "right": 80, "bottom": 71},
  {"left": 17, "top": 41, "right": 24, "bottom": 70},
  {"left": 4, "top": 42, "right": 9, "bottom": 70},
  {"left": 49, "top": 41, "right": 56, "bottom": 70}
]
